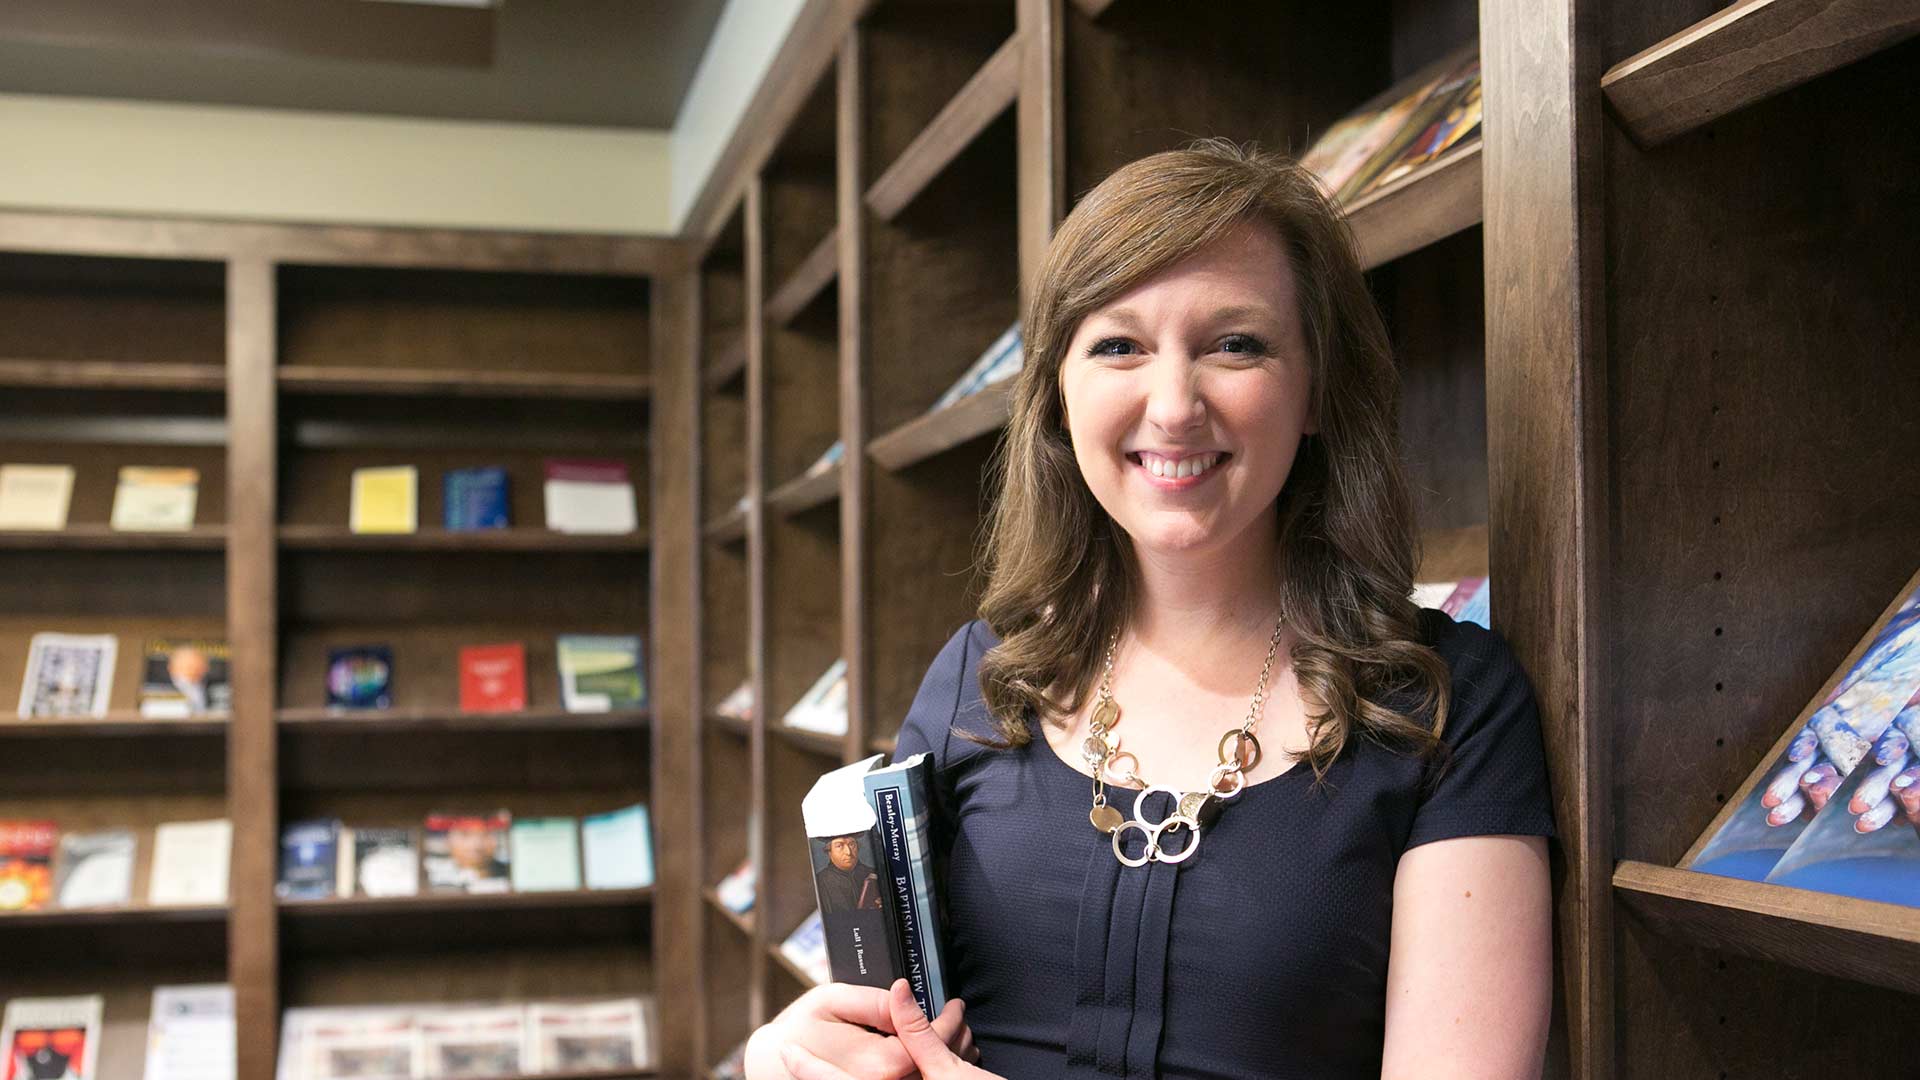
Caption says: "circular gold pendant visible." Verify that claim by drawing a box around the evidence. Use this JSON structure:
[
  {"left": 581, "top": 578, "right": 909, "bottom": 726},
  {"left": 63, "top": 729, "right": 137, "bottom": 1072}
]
[
  {"left": 1089, "top": 804, "right": 1125, "bottom": 834},
  {"left": 1092, "top": 698, "right": 1120, "bottom": 731}
]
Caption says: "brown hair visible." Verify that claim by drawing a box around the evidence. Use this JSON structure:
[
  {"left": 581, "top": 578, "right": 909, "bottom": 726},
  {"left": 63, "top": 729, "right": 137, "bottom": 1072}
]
[{"left": 976, "top": 139, "right": 1449, "bottom": 780}]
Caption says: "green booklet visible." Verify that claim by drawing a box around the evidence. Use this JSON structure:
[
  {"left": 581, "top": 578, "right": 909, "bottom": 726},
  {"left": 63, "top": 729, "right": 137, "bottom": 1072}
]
[
  {"left": 556, "top": 634, "right": 646, "bottom": 713},
  {"left": 508, "top": 817, "right": 582, "bottom": 893}
]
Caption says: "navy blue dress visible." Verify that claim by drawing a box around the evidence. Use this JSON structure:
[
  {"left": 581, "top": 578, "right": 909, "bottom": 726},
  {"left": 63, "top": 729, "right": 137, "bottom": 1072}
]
[{"left": 892, "top": 609, "right": 1556, "bottom": 1080}]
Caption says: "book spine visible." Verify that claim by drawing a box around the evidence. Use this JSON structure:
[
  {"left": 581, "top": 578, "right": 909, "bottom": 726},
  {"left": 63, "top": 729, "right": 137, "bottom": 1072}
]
[{"left": 866, "top": 769, "right": 947, "bottom": 1018}]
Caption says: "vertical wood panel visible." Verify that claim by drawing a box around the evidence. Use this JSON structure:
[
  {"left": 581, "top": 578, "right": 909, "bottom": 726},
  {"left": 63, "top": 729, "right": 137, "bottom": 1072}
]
[
  {"left": 839, "top": 36, "right": 871, "bottom": 759},
  {"left": 1479, "top": 2, "right": 1611, "bottom": 1078},
  {"left": 225, "top": 256, "right": 280, "bottom": 1080},
  {"left": 742, "top": 177, "right": 772, "bottom": 1028},
  {"left": 1017, "top": 0, "right": 1064, "bottom": 300}
]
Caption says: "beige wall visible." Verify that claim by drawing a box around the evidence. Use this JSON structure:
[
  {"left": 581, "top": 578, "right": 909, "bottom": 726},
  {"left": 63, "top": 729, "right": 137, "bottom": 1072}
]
[{"left": 0, "top": 93, "right": 673, "bottom": 235}]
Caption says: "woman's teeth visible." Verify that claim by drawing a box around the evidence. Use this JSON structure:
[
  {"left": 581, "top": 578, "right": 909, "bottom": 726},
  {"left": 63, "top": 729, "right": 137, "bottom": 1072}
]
[{"left": 1138, "top": 453, "right": 1221, "bottom": 479}]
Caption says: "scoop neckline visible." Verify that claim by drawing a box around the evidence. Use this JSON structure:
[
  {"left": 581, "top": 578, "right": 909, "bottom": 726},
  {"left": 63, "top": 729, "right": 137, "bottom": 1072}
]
[{"left": 1028, "top": 712, "right": 1317, "bottom": 800}]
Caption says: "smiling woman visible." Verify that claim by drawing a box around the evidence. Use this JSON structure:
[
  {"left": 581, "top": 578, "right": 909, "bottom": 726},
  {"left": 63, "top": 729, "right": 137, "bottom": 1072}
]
[{"left": 747, "top": 141, "right": 1555, "bottom": 1080}]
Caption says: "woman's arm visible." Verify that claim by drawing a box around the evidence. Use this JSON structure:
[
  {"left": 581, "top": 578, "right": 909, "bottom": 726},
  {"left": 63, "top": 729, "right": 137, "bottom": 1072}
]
[{"left": 1380, "top": 833, "right": 1553, "bottom": 1080}]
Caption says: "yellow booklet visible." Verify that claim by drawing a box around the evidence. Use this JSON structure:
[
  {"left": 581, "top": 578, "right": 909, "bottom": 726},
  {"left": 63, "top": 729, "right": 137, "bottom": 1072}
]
[
  {"left": 349, "top": 466, "right": 418, "bottom": 534},
  {"left": 0, "top": 464, "right": 75, "bottom": 531},
  {"left": 110, "top": 466, "right": 200, "bottom": 531}
]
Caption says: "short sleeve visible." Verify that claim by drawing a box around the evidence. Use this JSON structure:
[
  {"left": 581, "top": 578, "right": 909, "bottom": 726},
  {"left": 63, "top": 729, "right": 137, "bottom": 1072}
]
[
  {"left": 891, "top": 621, "right": 983, "bottom": 769},
  {"left": 1404, "top": 617, "right": 1558, "bottom": 850}
]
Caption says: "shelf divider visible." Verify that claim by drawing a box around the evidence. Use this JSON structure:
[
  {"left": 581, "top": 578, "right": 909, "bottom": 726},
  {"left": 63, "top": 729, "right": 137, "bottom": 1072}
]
[
  {"left": 865, "top": 34, "right": 1024, "bottom": 222},
  {"left": 0, "top": 525, "right": 227, "bottom": 551},
  {"left": 0, "top": 358, "right": 227, "bottom": 392},
  {"left": 765, "top": 228, "right": 841, "bottom": 328},
  {"left": 867, "top": 381, "right": 1012, "bottom": 472},
  {"left": 764, "top": 462, "right": 842, "bottom": 518},
  {"left": 1343, "top": 141, "right": 1483, "bottom": 271}
]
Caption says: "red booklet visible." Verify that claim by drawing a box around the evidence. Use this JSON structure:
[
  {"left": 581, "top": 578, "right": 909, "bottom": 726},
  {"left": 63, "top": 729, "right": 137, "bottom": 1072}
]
[
  {"left": 459, "top": 643, "right": 527, "bottom": 713},
  {"left": 0, "top": 820, "right": 57, "bottom": 911}
]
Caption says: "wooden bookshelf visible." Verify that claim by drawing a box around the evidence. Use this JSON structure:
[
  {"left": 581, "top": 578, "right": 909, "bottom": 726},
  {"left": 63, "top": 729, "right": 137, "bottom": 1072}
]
[
  {"left": 703, "top": 887, "right": 756, "bottom": 938},
  {"left": 276, "top": 706, "right": 650, "bottom": 733},
  {"left": 769, "top": 723, "right": 844, "bottom": 758},
  {"left": 0, "top": 713, "right": 227, "bottom": 738},
  {"left": 864, "top": 33, "right": 1022, "bottom": 221},
  {"left": 278, "top": 365, "right": 651, "bottom": 401},
  {"left": 279, "top": 887, "right": 654, "bottom": 920},
  {"left": 703, "top": 504, "right": 748, "bottom": 545},
  {"left": 0, "top": 904, "right": 227, "bottom": 929},
  {"left": 1344, "top": 141, "right": 1483, "bottom": 270},
  {"left": 764, "top": 461, "right": 841, "bottom": 517},
  {"left": 704, "top": 333, "right": 748, "bottom": 391},
  {"left": 277, "top": 525, "right": 648, "bottom": 553},
  {"left": 764, "top": 227, "right": 839, "bottom": 328},
  {"left": 1601, "top": 0, "right": 1920, "bottom": 147},
  {"left": 765, "top": 941, "right": 821, "bottom": 989},
  {"left": 706, "top": 710, "right": 751, "bottom": 738},
  {"left": 0, "top": 524, "right": 227, "bottom": 550},
  {"left": 866, "top": 380, "right": 1011, "bottom": 472},
  {"left": 0, "top": 359, "right": 226, "bottom": 392}
]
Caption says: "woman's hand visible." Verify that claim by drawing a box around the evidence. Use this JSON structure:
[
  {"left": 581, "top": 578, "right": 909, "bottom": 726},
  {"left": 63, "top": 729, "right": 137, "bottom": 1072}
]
[
  {"left": 781, "top": 979, "right": 996, "bottom": 1080},
  {"left": 745, "top": 982, "right": 975, "bottom": 1080}
]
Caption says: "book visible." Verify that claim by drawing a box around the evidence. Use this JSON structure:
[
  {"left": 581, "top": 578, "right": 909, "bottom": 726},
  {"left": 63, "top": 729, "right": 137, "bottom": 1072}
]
[
  {"left": 149, "top": 819, "right": 232, "bottom": 905},
  {"left": 423, "top": 812, "right": 512, "bottom": 894},
  {"left": 802, "top": 441, "right": 844, "bottom": 479},
  {"left": 799, "top": 755, "right": 907, "bottom": 998},
  {"left": 295, "top": 1010, "right": 420, "bottom": 1080},
  {"left": 580, "top": 804, "right": 653, "bottom": 890},
  {"left": 1439, "top": 577, "right": 1491, "bottom": 629},
  {"left": 0, "top": 464, "right": 75, "bottom": 531},
  {"left": 350, "top": 826, "right": 420, "bottom": 898},
  {"left": 0, "top": 820, "right": 57, "bottom": 912},
  {"left": 1410, "top": 580, "right": 1461, "bottom": 609},
  {"left": 53, "top": 829, "right": 135, "bottom": 908},
  {"left": 508, "top": 817, "right": 581, "bottom": 893},
  {"left": 325, "top": 645, "right": 393, "bottom": 710},
  {"left": 418, "top": 1005, "right": 525, "bottom": 1079},
  {"left": 526, "top": 998, "right": 651, "bottom": 1073},
  {"left": 782, "top": 659, "right": 848, "bottom": 736},
  {"left": 109, "top": 466, "right": 199, "bottom": 532},
  {"left": 137, "top": 638, "right": 232, "bottom": 718},
  {"left": 778, "top": 910, "right": 830, "bottom": 986},
  {"left": 1, "top": 995, "right": 102, "bottom": 1080},
  {"left": 1692, "top": 576, "right": 1920, "bottom": 883},
  {"left": 1296, "top": 45, "right": 1472, "bottom": 204},
  {"left": 715, "top": 857, "right": 756, "bottom": 915},
  {"left": 144, "top": 984, "right": 235, "bottom": 1080},
  {"left": 277, "top": 819, "right": 347, "bottom": 900},
  {"left": 929, "top": 324, "right": 1023, "bottom": 413},
  {"left": 556, "top": 634, "right": 645, "bottom": 712},
  {"left": 443, "top": 466, "right": 510, "bottom": 531},
  {"left": 459, "top": 643, "right": 526, "bottom": 714},
  {"left": 715, "top": 679, "right": 755, "bottom": 723},
  {"left": 349, "top": 465, "right": 418, "bottom": 534},
  {"left": 1353, "top": 51, "right": 1482, "bottom": 198},
  {"left": 863, "top": 753, "right": 950, "bottom": 1019},
  {"left": 17, "top": 632, "right": 117, "bottom": 719},
  {"left": 542, "top": 458, "right": 637, "bottom": 534}
]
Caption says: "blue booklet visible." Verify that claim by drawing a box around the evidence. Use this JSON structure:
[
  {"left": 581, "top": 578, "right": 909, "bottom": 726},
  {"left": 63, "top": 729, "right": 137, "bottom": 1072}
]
[
  {"left": 276, "top": 818, "right": 343, "bottom": 899},
  {"left": 326, "top": 645, "right": 393, "bottom": 710},
  {"left": 444, "top": 467, "right": 510, "bottom": 530}
]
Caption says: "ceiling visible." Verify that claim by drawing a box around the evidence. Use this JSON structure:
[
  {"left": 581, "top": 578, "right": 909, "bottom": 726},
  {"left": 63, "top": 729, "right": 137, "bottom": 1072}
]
[{"left": 0, "top": 0, "right": 730, "bottom": 129}]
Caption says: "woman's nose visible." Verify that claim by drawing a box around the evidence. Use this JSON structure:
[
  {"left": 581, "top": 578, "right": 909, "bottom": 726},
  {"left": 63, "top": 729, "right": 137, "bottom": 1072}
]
[{"left": 1143, "top": 357, "right": 1206, "bottom": 435}]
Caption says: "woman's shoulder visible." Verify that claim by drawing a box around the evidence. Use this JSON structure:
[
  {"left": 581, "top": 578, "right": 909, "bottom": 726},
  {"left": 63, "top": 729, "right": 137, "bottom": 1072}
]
[
  {"left": 1412, "top": 605, "right": 1532, "bottom": 706},
  {"left": 894, "top": 619, "right": 1004, "bottom": 766}
]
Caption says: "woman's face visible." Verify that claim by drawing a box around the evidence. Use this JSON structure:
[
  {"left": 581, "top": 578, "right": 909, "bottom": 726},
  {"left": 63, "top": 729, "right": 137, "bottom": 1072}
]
[{"left": 1059, "top": 220, "right": 1315, "bottom": 563}]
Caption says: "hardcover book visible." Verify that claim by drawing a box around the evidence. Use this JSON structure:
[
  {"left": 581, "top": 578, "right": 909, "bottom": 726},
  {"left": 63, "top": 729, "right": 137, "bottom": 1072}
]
[
  {"left": 417, "top": 1006, "right": 525, "bottom": 1079},
  {"left": 542, "top": 458, "right": 637, "bottom": 534},
  {"left": 138, "top": 638, "right": 232, "bottom": 718},
  {"left": 459, "top": 643, "right": 526, "bottom": 714},
  {"left": 863, "top": 753, "right": 950, "bottom": 1018},
  {"left": 1, "top": 995, "right": 102, "bottom": 1080},
  {"left": 325, "top": 646, "right": 393, "bottom": 711},
  {"left": 423, "top": 812, "right": 512, "bottom": 894},
  {"left": 149, "top": 819, "right": 232, "bottom": 906},
  {"left": 17, "top": 632, "right": 117, "bottom": 719},
  {"left": 144, "top": 984, "right": 235, "bottom": 1080},
  {"left": 556, "top": 634, "right": 645, "bottom": 713},
  {"left": 508, "top": 817, "right": 581, "bottom": 893},
  {"left": 580, "top": 804, "right": 653, "bottom": 890},
  {"left": 53, "top": 829, "right": 135, "bottom": 908},
  {"left": 348, "top": 465, "right": 418, "bottom": 535},
  {"left": 526, "top": 999, "right": 651, "bottom": 1073},
  {"left": 443, "top": 466, "right": 510, "bottom": 531},
  {"left": 109, "top": 466, "right": 199, "bottom": 532},
  {"left": 0, "top": 820, "right": 57, "bottom": 912},
  {"left": 0, "top": 464, "right": 75, "bottom": 531},
  {"left": 350, "top": 827, "right": 420, "bottom": 898},
  {"left": 276, "top": 819, "right": 346, "bottom": 900},
  {"left": 1692, "top": 574, "right": 1920, "bottom": 883}
]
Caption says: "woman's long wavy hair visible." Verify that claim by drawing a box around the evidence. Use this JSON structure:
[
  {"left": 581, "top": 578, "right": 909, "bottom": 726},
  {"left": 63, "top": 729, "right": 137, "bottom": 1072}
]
[{"left": 976, "top": 139, "right": 1450, "bottom": 780}]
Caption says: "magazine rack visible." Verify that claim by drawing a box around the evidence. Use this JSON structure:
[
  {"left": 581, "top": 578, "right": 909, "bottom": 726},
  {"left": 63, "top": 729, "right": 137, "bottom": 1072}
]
[
  {"left": 0, "top": 217, "right": 677, "bottom": 1079},
  {"left": 657, "top": 0, "right": 1920, "bottom": 1076}
]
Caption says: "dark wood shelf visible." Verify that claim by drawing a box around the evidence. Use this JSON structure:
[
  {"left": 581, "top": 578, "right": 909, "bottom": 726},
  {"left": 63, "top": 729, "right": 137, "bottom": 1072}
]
[
  {"left": 0, "top": 711, "right": 227, "bottom": 738},
  {"left": 1416, "top": 523, "right": 1490, "bottom": 584},
  {"left": 865, "top": 34, "right": 1022, "bottom": 221},
  {"left": 704, "top": 504, "right": 749, "bottom": 545},
  {"left": 1614, "top": 860, "right": 1920, "bottom": 995},
  {"left": 0, "top": 524, "right": 227, "bottom": 551},
  {"left": 705, "top": 334, "right": 748, "bottom": 391},
  {"left": 0, "top": 358, "right": 227, "bottom": 392},
  {"left": 772, "top": 723, "right": 844, "bottom": 758},
  {"left": 1602, "top": 0, "right": 1920, "bottom": 147},
  {"left": 0, "top": 903, "right": 228, "bottom": 929},
  {"left": 1069, "top": 0, "right": 1117, "bottom": 17},
  {"left": 1343, "top": 140, "right": 1483, "bottom": 270},
  {"left": 767, "top": 941, "right": 823, "bottom": 987},
  {"left": 707, "top": 711, "right": 751, "bottom": 738},
  {"left": 765, "top": 229, "right": 840, "bottom": 327},
  {"left": 869, "top": 732, "right": 897, "bottom": 757},
  {"left": 764, "top": 462, "right": 841, "bottom": 517},
  {"left": 280, "top": 886, "right": 654, "bottom": 919},
  {"left": 278, "top": 524, "right": 648, "bottom": 553},
  {"left": 277, "top": 706, "right": 650, "bottom": 733},
  {"left": 278, "top": 365, "right": 651, "bottom": 401},
  {"left": 703, "top": 886, "right": 756, "bottom": 938},
  {"left": 867, "top": 380, "right": 1012, "bottom": 472}
]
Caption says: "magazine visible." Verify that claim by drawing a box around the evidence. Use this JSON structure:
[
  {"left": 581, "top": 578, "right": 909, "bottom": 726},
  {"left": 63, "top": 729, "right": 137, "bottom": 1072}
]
[
  {"left": 144, "top": 984, "right": 235, "bottom": 1080},
  {"left": 137, "top": 638, "right": 232, "bottom": 718},
  {"left": 17, "top": 633, "right": 117, "bottom": 719},
  {"left": 525, "top": 999, "right": 652, "bottom": 1073},
  {"left": 1, "top": 995, "right": 102, "bottom": 1080},
  {"left": 417, "top": 1006, "right": 524, "bottom": 1079},
  {"left": 0, "top": 820, "right": 57, "bottom": 912},
  {"left": 351, "top": 827, "right": 420, "bottom": 898},
  {"left": 783, "top": 659, "right": 848, "bottom": 736},
  {"left": 53, "top": 829, "right": 136, "bottom": 908},
  {"left": 423, "top": 812, "right": 512, "bottom": 894}
]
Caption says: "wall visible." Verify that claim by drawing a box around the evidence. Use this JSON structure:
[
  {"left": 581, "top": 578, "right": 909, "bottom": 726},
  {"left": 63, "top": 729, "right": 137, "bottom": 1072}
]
[{"left": 668, "top": 0, "right": 809, "bottom": 230}]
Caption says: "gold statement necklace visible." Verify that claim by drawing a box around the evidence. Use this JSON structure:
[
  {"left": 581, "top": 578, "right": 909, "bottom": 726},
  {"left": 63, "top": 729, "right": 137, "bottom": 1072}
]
[{"left": 1084, "top": 610, "right": 1286, "bottom": 867}]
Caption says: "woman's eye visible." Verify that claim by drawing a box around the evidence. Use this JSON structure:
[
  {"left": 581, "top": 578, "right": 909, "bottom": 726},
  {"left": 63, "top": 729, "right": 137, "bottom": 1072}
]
[
  {"left": 1219, "top": 334, "right": 1269, "bottom": 357},
  {"left": 1087, "top": 337, "right": 1139, "bottom": 357}
]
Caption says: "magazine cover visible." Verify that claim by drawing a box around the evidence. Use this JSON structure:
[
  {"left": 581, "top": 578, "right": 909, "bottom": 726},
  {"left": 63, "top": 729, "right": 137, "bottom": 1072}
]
[
  {"left": 458, "top": 644, "right": 526, "bottom": 714},
  {"left": 17, "top": 633, "right": 117, "bottom": 719},
  {"left": 351, "top": 827, "right": 420, "bottom": 898},
  {"left": 138, "top": 639, "right": 232, "bottom": 718},
  {"left": 418, "top": 1006, "right": 525, "bottom": 1079},
  {"left": 783, "top": 659, "right": 849, "bottom": 735},
  {"left": 800, "top": 755, "right": 905, "bottom": 993},
  {"left": 779, "top": 910, "right": 829, "bottom": 986},
  {"left": 1692, "top": 577, "right": 1920, "bottom": 881},
  {"left": 53, "top": 829, "right": 136, "bottom": 908},
  {"left": 277, "top": 819, "right": 344, "bottom": 900},
  {"left": 1, "top": 995, "right": 102, "bottom": 1080},
  {"left": 556, "top": 635, "right": 645, "bottom": 712},
  {"left": 0, "top": 821, "right": 57, "bottom": 912},
  {"left": 526, "top": 999, "right": 651, "bottom": 1073},
  {"left": 423, "top": 812, "right": 512, "bottom": 894},
  {"left": 143, "top": 984, "right": 234, "bottom": 1080},
  {"left": 715, "top": 858, "right": 756, "bottom": 915},
  {"left": 1356, "top": 52, "right": 1483, "bottom": 195},
  {"left": 325, "top": 646, "right": 393, "bottom": 710},
  {"left": 443, "top": 467, "right": 510, "bottom": 531},
  {"left": 298, "top": 1011, "right": 419, "bottom": 1080}
]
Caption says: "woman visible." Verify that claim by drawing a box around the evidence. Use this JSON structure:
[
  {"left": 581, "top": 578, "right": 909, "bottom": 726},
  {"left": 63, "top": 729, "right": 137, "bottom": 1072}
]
[{"left": 748, "top": 140, "right": 1556, "bottom": 1079}]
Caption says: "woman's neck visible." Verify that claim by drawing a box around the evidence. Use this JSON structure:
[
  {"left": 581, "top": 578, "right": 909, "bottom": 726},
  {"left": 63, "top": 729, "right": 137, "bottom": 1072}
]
[{"left": 1126, "top": 519, "right": 1286, "bottom": 669}]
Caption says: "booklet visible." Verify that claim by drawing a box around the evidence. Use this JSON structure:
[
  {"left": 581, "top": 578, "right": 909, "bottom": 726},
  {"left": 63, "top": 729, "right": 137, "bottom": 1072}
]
[
  {"left": 0, "top": 464, "right": 75, "bottom": 531},
  {"left": 581, "top": 804, "right": 653, "bottom": 890},
  {"left": 508, "top": 817, "right": 581, "bottom": 893},
  {"left": 1, "top": 995, "right": 103, "bottom": 1080},
  {"left": 54, "top": 828, "right": 136, "bottom": 908},
  {"left": 18, "top": 632, "right": 117, "bottom": 719},
  {"left": 110, "top": 466, "right": 200, "bottom": 532},
  {"left": 145, "top": 984, "right": 235, "bottom": 1080}
]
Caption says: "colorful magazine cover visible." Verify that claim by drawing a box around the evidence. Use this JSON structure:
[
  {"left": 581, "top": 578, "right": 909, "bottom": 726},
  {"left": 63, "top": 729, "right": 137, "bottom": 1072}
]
[
  {"left": 17, "top": 633, "right": 117, "bottom": 719},
  {"left": 423, "top": 812, "right": 513, "bottom": 894},
  {"left": 138, "top": 638, "right": 232, "bottom": 718},
  {"left": 556, "top": 635, "right": 646, "bottom": 713},
  {"left": 325, "top": 646, "right": 393, "bottom": 711},
  {"left": 0, "top": 821, "right": 57, "bottom": 912},
  {"left": 1692, "top": 579, "right": 1920, "bottom": 881},
  {"left": 1355, "top": 52, "right": 1483, "bottom": 196},
  {"left": 1, "top": 995, "right": 102, "bottom": 1080},
  {"left": 418, "top": 1006, "right": 525, "bottom": 1079}
]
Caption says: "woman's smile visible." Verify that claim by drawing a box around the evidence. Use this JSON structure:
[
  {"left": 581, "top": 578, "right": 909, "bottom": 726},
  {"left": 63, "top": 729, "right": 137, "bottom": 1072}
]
[{"left": 1126, "top": 449, "right": 1231, "bottom": 490}]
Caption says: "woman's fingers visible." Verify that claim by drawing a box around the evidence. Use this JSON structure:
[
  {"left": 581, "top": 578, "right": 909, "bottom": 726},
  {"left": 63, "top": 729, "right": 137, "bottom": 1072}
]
[
  {"left": 781, "top": 1042, "right": 859, "bottom": 1080},
  {"left": 889, "top": 980, "right": 981, "bottom": 1078},
  {"left": 801, "top": 983, "right": 898, "bottom": 1033}
]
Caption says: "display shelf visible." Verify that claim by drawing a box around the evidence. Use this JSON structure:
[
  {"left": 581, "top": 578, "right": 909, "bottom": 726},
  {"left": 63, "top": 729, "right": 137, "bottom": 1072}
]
[
  {"left": 703, "top": 886, "right": 756, "bottom": 938},
  {"left": 277, "top": 525, "right": 648, "bottom": 553},
  {"left": 1416, "top": 523, "right": 1490, "bottom": 584},
  {"left": 704, "top": 504, "right": 749, "bottom": 545},
  {"left": 1069, "top": 0, "right": 1117, "bottom": 18},
  {"left": 705, "top": 333, "right": 748, "bottom": 391},
  {"left": 765, "top": 229, "right": 839, "bottom": 328},
  {"left": 280, "top": 887, "right": 654, "bottom": 920},
  {"left": 0, "top": 712, "right": 227, "bottom": 737},
  {"left": 1613, "top": 860, "right": 1920, "bottom": 995},
  {"left": 707, "top": 711, "right": 750, "bottom": 738},
  {"left": 867, "top": 380, "right": 1011, "bottom": 472},
  {"left": 764, "top": 462, "right": 841, "bottom": 518},
  {"left": 0, "top": 903, "right": 227, "bottom": 929},
  {"left": 276, "top": 706, "right": 649, "bottom": 733},
  {"left": 1601, "top": 0, "right": 1920, "bottom": 147},
  {"left": 0, "top": 358, "right": 226, "bottom": 392},
  {"left": 771, "top": 723, "right": 844, "bottom": 759},
  {"left": 278, "top": 365, "right": 651, "bottom": 401},
  {"left": 864, "top": 33, "right": 1022, "bottom": 222},
  {"left": 0, "top": 524, "right": 228, "bottom": 551},
  {"left": 1343, "top": 141, "right": 1483, "bottom": 271},
  {"left": 766, "top": 942, "right": 822, "bottom": 988}
]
